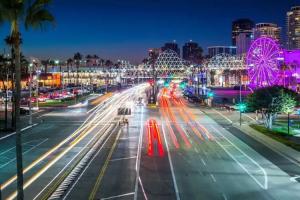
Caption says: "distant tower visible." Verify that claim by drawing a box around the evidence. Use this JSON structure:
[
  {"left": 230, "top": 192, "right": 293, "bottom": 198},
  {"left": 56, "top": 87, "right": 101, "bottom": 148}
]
[
  {"left": 161, "top": 41, "right": 180, "bottom": 56},
  {"left": 182, "top": 40, "right": 203, "bottom": 64},
  {"left": 232, "top": 19, "right": 255, "bottom": 46},
  {"left": 253, "top": 23, "right": 281, "bottom": 42},
  {"left": 287, "top": 6, "right": 300, "bottom": 50}
]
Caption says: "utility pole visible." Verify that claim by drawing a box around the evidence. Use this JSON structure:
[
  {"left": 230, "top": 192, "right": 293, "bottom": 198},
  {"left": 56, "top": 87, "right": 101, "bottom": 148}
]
[
  {"left": 28, "top": 63, "right": 33, "bottom": 125},
  {"left": 151, "top": 60, "right": 156, "bottom": 104}
]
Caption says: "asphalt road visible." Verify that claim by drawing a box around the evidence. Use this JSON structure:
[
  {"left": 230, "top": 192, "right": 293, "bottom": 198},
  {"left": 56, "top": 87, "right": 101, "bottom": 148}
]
[{"left": 2, "top": 86, "right": 300, "bottom": 200}]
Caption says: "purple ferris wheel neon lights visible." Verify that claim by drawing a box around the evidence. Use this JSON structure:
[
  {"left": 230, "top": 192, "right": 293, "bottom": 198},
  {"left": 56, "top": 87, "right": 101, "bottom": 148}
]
[{"left": 246, "top": 37, "right": 282, "bottom": 88}]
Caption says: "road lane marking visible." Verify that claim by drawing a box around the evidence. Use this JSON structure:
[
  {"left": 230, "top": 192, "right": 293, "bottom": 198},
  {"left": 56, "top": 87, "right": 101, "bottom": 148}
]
[
  {"left": 211, "top": 125, "right": 268, "bottom": 190},
  {"left": 0, "top": 123, "right": 38, "bottom": 141},
  {"left": 134, "top": 107, "right": 144, "bottom": 200},
  {"left": 101, "top": 192, "right": 134, "bottom": 200},
  {"left": 0, "top": 138, "right": 48, "bottom": 169},
  {"left": 6, "top": 97, "right": 119, "bottom": 198},
  {"left": 201, "top": 158, "right": 206, "bottom": 166},
  {"left": 89, "top": 129, "right": 122, "bottom": 200},
  {"left": 194, "top": 147, "right": 199, "bottom": 153},
  {"left": 139, "top": 176, "right": 148, "bottom": 200},
  {"left": 119, "top": 136, "right": 138, "bottom": 140},
  {"left": 210, "top": 174, "right": 217, "bottom": 182},
  {"left": 244, "top": 113, "right": 256, "bottom": 122},
  {"left": 162, "top": 123, "right": 181, "bottom": 200},
  {"left": 60, "top": 125, "right": 117, "bottom": 200},
  {"left": 110, "top": 156, "right": 137, "bottom": 162},
  {"left": 212, "top": 109, "right": 233, "bottom": 124},
  {"left": 222, "top": 193, "right": 228, "bottom": 200}
]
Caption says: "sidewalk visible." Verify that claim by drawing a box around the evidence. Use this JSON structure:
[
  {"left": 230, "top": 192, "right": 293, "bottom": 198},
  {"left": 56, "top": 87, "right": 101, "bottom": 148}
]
[{"left": 235, "top": 123, "right": 300, "bottom": 166}]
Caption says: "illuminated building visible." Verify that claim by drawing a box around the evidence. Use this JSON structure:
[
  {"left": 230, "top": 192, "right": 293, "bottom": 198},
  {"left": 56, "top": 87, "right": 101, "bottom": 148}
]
[
  {"left": 232, "top": 19, "right": 254, "bottom": 46},
  {"left": 182, "top": 41, "right": 203, "bottom": 64},
  {"left": 253, "top": 23, "right": 281, "bottom": 42},
  {"left": 208, "top": 46, "right": 236, "bottom": 58},
  {"left": 236, "top": 32, "right": 253, "bottom": 55},
  {"left": 161, "top": 42, "right": 180, "bottom": 56},
  {"left": 287, "top": 6, "right": 300, "bottom": 50}
]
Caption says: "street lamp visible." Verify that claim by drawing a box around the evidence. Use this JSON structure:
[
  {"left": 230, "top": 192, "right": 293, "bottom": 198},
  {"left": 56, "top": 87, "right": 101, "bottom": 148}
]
[
  {"left": 238, "top": 102, "right": 247, "bottom": 126},
  {"left": 28, "top": 63, "right": 33, "bottom": 125}
]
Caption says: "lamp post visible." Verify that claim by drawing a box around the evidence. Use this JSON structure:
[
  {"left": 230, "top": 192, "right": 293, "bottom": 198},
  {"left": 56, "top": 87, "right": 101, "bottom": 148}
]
[{"left": 28, "top": 63, "right": 33, "bottom": 125}]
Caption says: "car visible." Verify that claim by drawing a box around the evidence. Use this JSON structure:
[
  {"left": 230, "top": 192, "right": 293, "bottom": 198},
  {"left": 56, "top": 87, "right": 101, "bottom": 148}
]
[{"left": 20, "top": 107, "right": 30, "bottom": 115}]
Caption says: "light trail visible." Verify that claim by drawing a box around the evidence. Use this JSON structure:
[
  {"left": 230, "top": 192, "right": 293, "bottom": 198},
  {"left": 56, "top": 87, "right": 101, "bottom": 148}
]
[
  {"left": 3, "top": 85, "right": 148, "bottom": 199},
  {"left": 160, "top": 97, "right": 180, "bottom": 148},
  {"left": 161, "top": 96, "right": 192, "bottom": 147}
]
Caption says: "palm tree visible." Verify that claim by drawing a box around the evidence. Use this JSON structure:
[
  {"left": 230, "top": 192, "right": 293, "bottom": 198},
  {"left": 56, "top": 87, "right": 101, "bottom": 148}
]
[
  {"left": 73, "top": 52, "right": 82, "bottom": 86},
  {"left": 0, "top": 1, "right": 55, "bottom": 198},
  {"left": 67, "top": 58, "right": 73, "bottom": 85}
]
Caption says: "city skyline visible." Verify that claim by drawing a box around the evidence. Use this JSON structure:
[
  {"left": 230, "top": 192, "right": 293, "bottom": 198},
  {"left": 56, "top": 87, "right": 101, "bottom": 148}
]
[{"left": 0, "top": 0, "right": 299, "bottom": 64}]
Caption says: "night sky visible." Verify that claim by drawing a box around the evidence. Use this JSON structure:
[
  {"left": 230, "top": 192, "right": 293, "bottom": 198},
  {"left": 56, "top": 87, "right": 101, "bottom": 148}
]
[{"left": 0, "top": 0, "right": 299, "bottom": 64}]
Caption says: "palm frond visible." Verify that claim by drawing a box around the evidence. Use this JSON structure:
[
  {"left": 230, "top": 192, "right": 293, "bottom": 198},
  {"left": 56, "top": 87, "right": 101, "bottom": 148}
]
[{"left": 25, "top": 0, "right": 55, "bottom": 30}]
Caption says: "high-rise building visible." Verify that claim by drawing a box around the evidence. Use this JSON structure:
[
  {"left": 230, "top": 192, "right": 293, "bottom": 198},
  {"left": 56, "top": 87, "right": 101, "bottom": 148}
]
[
  {"left": 208, "top": 46, "right": 237, "bottom": 58},
  {"left": 253, "top": 23, "right": 281, "bottom": 42},
  {"left": 161, "top": 42, "right": 180, "bottom": 56},
  {"left": 232, "top": 19, "right": 255, "bottom": 46},
  {"left": 236, "top": 32, "right": 253, "bottom": 55},
  {"left": 148, "top": 48, "right": 161, "bottom": 61},
  {"left": 287, "top": 6, "right": 300, "bottom": 50},
  {"left": 182, "top": 41, "right": 203, "bottom": 64}
]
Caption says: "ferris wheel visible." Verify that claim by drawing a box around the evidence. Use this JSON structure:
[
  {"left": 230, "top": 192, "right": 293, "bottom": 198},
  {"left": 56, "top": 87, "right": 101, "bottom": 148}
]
[{"left": 246, "top": 37, "right": 282, "bottom": 87}]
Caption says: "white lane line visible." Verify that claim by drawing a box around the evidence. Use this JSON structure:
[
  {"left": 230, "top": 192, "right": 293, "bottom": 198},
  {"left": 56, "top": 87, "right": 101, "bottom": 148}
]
[
  {"left": 134, "top": 106, "right": 144, "bottom": 200},
  {"left": 244, "top": 113, "right": 256, "bottom": 122},
  {"left": 201, "top": 158, "right": 206, "bottom": 166},
  {"left": 119, "top": 136, "right": 138, "bottom": 140},
  {"left": 139, "top": 176, "right": 148, "bottom": 200},
  {"left": 212, "top": 109, "right": 233, "bottom": 124},
  {"left": 211, "top": 125, "right": 268, "bottom": 190},
  {"left": 162, "top": 123, "right": 181, "bottom": 200},
  {"left": 61, "top": 125, "right": 117, "bottom": 200},
  {"left": 0, "top": 139, "right": 45, "bottom": 156},
  {"left": 0, "top": 138, "right": 48, "bottom": 169},
  {"left": 0, "top": 123, "right": 38, "bottom": 141},
  {"left": 110, "top": 156, "right": 137, "bottom": 162},
  {"left": 210, "top": 174, "right": 217, "bottom": 182},
  {"left": 101, "top": 192, "right": 135, "bottom": 200},
  {"left": 194, "top": 147, "right": 199, "bottom": 153},
  {"left": 222, "top": 193, "right": 228, "bottom": 200}
]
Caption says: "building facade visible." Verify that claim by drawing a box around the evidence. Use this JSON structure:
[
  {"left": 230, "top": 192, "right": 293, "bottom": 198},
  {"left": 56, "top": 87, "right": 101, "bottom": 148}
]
[
  {"left": 161, "top": 42, "right": 180, "bottom": 56},
  {"left": 236, "top": 32, "right": 253, "bottom": 55},
  {"left": 182, "top": 41, "right": 203, "bottom": 64},
  {"left": 232, "top": 19, "right": 255, "bottom": 46},
  {"left": 253, "top": 23, "right": 281, "bottom": 42},
  {"left": 287, "top": 6, "right": 300, "bottom": 50},
  {"left": 208, "top": 46, "right": 237, "bottom": 58},
  {"left": 148, "top": 48, "right": 162, "bottom": 62}
]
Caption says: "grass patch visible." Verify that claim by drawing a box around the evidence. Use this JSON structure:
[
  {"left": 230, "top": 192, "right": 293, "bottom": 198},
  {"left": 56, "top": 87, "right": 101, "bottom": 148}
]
[
  {"left": 39, "top": 94, "right": 89, "bottom": 107},
  {"left": 250, "top": 124, "right": 300, "bottom": 151}
]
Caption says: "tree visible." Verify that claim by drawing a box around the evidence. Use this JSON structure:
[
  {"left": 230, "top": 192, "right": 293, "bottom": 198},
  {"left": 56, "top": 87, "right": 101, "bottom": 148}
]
[
  {"left": 67, "top": 58, "right": 73, "bottom": 85},
  {"left": 279, "top": 92, "right": 297, "bottom": 134},
  {"left": 247, "top": 86, "right": 298, "bottom": 129},
  {"left": 0, "top": 55, "right": 9, "bottom": 130},
  {"left": 73, "top": 52, "right": 82, "bottom": 86},
  {"left": 0, "top": 1, "right": 55, "bottom": 198}
]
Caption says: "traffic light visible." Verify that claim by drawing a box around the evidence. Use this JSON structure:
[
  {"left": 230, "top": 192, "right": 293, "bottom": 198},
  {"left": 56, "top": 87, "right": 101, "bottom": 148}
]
[
  {"left": 179, "top": 82, "right": 187, "bottom": 89},
  {"left": 207, "top": 91, "right": 214, "bottom": 98},
  {"left": 164, "top": 81, "right": 170, "bottom": 87},
  {"left": 238, "top": 103, "right": 247, "bottom": 112}
]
